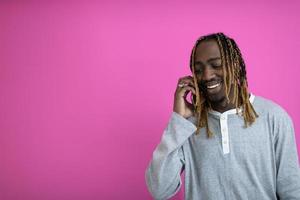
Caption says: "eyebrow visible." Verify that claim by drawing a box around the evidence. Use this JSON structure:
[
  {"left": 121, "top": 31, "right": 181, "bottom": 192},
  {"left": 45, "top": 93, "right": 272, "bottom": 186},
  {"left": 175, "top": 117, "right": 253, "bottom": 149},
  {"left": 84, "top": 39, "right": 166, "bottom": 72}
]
[{"left": 194, "top": 57, "right": 221, "bottom": 65}]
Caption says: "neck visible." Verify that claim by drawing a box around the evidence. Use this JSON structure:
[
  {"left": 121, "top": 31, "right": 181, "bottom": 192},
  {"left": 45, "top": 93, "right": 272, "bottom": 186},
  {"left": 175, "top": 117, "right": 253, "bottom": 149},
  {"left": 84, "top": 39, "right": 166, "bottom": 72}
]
[{"left": 210, "top": 99, "right": 236, "bottom": 113}]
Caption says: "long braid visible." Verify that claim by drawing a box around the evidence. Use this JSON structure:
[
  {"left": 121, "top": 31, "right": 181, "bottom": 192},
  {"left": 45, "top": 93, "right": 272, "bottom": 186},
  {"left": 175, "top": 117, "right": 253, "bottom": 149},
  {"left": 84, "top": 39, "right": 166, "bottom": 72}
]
[
  {"left": 190, "top": 46, "right": 203, "bottom": 135},
  {"left": 216, "top": 36, "right": 229, "bottom": 104},
  {"left": 189, "top": 32, "right": 259, "bottom": 138},
  {"left": 230, "top": 38, "right": 259, "bottom": 127}
]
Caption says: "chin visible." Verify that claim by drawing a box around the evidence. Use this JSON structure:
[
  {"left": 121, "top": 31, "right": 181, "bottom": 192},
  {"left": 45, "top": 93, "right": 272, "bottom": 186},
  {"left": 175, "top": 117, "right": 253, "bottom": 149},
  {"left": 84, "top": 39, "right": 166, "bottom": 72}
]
[
  {"left": 207, "top": 93, "right": 226, "bottom": 103},
  {"left": 204, "top": 81, "right": 227, "bottom": 103}
]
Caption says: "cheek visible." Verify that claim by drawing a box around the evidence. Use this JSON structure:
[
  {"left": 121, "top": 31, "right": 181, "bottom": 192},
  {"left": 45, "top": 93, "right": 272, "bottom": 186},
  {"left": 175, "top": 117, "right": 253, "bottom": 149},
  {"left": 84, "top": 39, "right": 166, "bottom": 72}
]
[{"left": 217, "top": 69, "right": 224, "bottom": 77}]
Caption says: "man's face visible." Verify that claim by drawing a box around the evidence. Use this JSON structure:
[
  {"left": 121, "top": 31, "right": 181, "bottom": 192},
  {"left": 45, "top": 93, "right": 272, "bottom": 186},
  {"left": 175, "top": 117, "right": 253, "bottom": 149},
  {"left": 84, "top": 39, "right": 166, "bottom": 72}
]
[{"left": 193, "top": 39, "right": 229, "bottom": 103}]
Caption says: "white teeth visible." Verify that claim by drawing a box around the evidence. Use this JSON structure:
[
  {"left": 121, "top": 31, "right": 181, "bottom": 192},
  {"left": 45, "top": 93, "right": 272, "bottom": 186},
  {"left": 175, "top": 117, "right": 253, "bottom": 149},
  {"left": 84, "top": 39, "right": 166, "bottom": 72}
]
[{"left": 207, "top": 83, "right": 220, "bottom": 89}]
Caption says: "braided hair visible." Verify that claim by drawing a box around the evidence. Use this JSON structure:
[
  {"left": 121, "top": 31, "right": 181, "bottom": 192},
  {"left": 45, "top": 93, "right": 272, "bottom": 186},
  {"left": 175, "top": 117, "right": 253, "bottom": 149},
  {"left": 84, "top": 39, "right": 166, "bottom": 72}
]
[{"left": 189, "top": 32, "right": 259, "bottom": 138}]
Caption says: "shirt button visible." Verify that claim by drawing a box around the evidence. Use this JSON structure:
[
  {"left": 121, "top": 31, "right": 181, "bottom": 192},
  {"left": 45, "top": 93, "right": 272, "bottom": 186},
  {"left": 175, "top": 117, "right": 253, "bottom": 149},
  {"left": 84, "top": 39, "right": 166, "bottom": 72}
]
[
  {"left": 221, "top": 116, "right": 226, "bottom": 120},
  {"left": 222, "top": 128, "right": 226, "bottom": 132},
  {"left": 223, "top": 141, "right": 227, "bottom": 144}
]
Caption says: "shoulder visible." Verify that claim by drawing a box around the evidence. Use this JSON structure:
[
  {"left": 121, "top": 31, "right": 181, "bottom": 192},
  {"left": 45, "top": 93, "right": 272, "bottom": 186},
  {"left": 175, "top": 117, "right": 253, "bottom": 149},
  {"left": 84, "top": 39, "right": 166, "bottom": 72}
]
[{"left": 252, "top": 94, "right": 293, "bottom": 124}]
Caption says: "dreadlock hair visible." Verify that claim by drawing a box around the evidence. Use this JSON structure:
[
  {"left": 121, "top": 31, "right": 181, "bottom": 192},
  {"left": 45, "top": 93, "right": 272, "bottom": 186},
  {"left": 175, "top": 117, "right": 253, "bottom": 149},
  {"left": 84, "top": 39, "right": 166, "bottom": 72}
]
[{"left": 189, "top": 32, "right": 259, "bottom": 138}]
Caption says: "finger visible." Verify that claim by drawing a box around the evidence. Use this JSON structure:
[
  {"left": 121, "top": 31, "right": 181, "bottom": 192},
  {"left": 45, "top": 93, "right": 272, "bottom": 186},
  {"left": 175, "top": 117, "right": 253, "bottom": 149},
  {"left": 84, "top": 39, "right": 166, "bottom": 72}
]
[
  {"left": 178, "top": 75, "right": 194, "bottom": 83},
  {"left": 179, "top": 77, "right": 196, "bottom": 85},
  {"left": 186, "top": 86, "right": 196, "bottom": 95},
  {"left": 180, "top": 85, "right": 196, "bottom": 95},
  {"left": 177, "top": 83, "right": 194, "bottom": 91},
  {"left": 183, "top": 89, "right": 189, "bottom": 98}
]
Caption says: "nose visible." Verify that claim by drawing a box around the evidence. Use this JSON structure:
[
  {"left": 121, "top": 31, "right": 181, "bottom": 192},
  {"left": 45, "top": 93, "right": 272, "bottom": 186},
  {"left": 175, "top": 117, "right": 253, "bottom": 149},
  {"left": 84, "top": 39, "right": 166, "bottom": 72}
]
[{"left": 202, "top": 66, "right": 216, "bottom": 81}]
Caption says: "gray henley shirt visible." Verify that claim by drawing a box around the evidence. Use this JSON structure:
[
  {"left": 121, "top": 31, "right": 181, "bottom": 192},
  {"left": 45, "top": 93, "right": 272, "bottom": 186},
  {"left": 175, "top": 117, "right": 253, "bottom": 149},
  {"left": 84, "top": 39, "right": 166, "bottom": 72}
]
[{"left": 145, "top": 93, "right": 300, "bottom": 200}]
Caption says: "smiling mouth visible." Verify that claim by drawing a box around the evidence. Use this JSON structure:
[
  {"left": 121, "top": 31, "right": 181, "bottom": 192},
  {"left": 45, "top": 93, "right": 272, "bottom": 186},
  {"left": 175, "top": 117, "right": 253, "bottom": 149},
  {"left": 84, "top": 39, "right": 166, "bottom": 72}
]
[{"left": 207, "top": 82, "right": 221, "bottom": 89}]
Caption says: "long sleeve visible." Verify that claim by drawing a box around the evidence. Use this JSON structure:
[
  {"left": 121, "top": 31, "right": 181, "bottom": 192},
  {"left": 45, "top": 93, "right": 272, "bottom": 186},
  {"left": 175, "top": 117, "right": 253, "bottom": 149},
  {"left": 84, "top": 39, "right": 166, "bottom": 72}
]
[
  {"left": 145, "top": 111, "right": 197, "bottom": 200},
  {"left": 274, "top": 112, "right": 300, "bottom": 199}
]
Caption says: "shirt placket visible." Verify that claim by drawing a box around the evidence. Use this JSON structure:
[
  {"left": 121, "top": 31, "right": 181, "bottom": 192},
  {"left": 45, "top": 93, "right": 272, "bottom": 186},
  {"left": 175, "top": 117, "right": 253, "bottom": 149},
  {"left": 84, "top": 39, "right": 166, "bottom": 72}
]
[{"left": 220, "top": 114, "right": 230, "bottom": 154}]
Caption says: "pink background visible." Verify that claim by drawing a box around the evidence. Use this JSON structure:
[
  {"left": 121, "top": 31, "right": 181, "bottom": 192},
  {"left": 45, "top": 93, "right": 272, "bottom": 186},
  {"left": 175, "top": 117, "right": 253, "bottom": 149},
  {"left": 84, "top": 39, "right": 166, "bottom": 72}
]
[{"left": 1, "top": 1, "right": 299, "bottom": 199}]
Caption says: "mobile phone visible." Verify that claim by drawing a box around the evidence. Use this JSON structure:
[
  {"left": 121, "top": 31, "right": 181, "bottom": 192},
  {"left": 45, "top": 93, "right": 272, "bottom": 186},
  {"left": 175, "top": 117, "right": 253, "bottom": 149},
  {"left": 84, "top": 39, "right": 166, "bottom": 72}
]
[{"left": 191, "top": 93, "right": 196, "bottom": 107}]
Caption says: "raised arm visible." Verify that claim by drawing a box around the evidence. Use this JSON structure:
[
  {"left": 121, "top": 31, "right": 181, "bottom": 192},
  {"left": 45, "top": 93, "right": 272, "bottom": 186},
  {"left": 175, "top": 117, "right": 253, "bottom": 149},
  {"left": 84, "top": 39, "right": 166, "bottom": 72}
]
[{"left": 145, "top": 111, "right": 197, "bottom": 200}]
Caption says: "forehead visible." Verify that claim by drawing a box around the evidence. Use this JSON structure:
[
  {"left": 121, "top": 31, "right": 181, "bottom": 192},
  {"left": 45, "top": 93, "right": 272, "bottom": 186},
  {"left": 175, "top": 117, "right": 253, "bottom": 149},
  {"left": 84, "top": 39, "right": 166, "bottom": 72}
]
[{"left": 194, "top": 39, "right": 221, "bottom": 61}]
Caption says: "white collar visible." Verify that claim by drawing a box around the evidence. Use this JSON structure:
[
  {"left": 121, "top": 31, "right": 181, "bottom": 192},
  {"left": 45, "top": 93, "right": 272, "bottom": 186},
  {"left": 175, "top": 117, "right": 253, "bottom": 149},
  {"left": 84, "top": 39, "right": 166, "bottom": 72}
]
[{"left": 208, "top": 93, "right": 255, "bottom": 116}]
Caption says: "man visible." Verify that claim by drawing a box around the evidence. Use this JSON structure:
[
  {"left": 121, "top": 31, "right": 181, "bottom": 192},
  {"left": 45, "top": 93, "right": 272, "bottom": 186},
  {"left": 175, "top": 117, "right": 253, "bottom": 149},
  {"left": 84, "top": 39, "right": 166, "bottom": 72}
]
[{"left": 145, "top": 32, "right": 300, "bottom": 200}]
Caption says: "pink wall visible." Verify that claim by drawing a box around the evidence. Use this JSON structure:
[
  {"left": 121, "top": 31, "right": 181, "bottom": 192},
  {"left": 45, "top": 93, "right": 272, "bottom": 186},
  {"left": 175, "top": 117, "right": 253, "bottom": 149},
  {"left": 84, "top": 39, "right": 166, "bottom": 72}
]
[{"left": 0, "top": 1, "right": 299, "bottom": 199}]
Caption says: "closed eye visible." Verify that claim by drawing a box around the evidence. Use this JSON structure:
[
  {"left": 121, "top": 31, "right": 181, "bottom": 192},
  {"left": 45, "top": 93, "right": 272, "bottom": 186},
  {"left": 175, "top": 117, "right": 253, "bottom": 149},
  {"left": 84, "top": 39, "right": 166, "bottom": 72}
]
[{"left": 212, "top": 64, "right": 222, "bottom": 69}]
